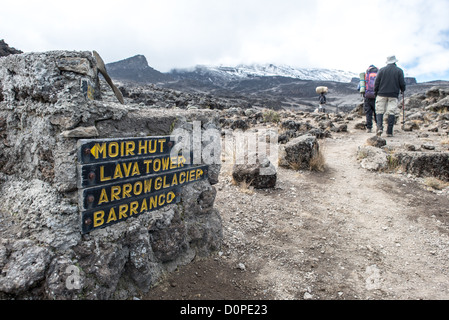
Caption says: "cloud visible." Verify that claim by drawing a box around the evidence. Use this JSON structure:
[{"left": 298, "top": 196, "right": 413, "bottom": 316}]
[{"left": 1, "top": 0, "right": 449, "bottom": 81}]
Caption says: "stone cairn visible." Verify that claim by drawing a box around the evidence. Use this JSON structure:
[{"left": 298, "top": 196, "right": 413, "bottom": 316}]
[{"left": 0, "top": 51, "right": 222, "bottom": 299}]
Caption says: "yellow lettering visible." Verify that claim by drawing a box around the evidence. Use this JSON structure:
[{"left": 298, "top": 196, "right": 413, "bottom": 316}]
[
  {"left": 179, "top": 172, "right": 186, "bottom": 184},
  {"left": 100, "top": 166, "right": 111, "bottom": 182},
  {"left": 144, "top": 160, "right": 152, "bottom": 174},
  {"left": 111, "top": 186, "right": 121, "bottom": 201},
  {"left": 163, "top": 175, "right": 170, "bottom": 188},
  {"left": 130, "top": 201, "right": 139, "bottom": 216},
  {"left": 155, "top": 177, "right": 162, "bottom": 190},
  {"left": 96, "top": 143, "right": 107, "bottom": 159},
  {"left": 159, "top": 139, "right": 166, "bottom": 152},
  {"left": 98, "top": 189, "right": 109, "bottom": 205},
  {"left": 109, "top": 142, "right": 119, "bottom": 158},
  {"left": 148, "top": 140, "right": 157, "bottom": 153},
  {"left": 126, "top": 141, "right": 135, "bottom": 156},
  {"left": 172, "top": 173, "right": 178, "bottom": 186},
  {"left": 189, "top": 169, "right": 195, "bottom": 182},
  {"left": 122, "top": 183, "right": 132, "bottom": 198},
  {"left": 167, "top": 191, "right": 176, "bottom": 203},
  {"left": 138, "top": 140, "right": 147, "bottom": 155},
  {"left": 140, "top": 198, "right": 148, "bottom": 212},
  {"left": 113, "top": 164, "right": 123, "bottom": 179},
  {"left": 178, "top": 156, "right": 186, "bottom": 167},
  {"left": 131, "top": 162, "right": 140, "bottom": 176},
  {"left": 134, "top": 181, "right": 143, "bottom": 195},
  {"left": 153, "top": 159, "right": 161, "bottom": 172},
  {"left": 196, "top": 169, "right": 203, "bottom": 180},
  {"left": 149, "top": 195, "right": 157, "bottom": 209},
  {"left": 119, "top": 204, "right": 128, "bottom": 219},
  {"left": 158, "top": 194, "right": 166, "bottom": 206},
  {"left": 144, "top": 179, "right": 152, "bottom": 193},
  {"left": 106, "top": 208, "right": 117, "bottom": 223},
  {"left": 161, "top": 157, "right": 170, "bottom": 171},
  {"left": 122, "top": 162, "right": 132, "bottom": 177},
  {"left": 93, "top": 211, "right": 105, "bottom": 227},
  {"left": 120, "top": 141, "right": 125, "bottom": 157},
  {"left": 170, "top": 157, "right": 177, "bottom": 170}
]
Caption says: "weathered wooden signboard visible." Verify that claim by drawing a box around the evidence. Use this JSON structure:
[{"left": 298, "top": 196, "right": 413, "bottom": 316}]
[{"left": 77, "top": 136, "right": 208, "bottom": 234}]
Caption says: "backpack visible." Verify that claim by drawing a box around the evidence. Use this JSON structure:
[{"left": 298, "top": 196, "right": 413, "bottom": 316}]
[{"left": 365, "top": 67, "right": 378, "bottom": 99}]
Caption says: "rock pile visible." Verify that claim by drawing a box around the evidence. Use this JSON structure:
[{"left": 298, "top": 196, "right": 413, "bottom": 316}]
[
  {"left": 356, "top": 86, "right": 449, "bottom": 181},
  {"left": 404, "top": 87, "right": 449, "bottom": 132},
  {"left": 115, "top": 80, "right": 248, "bottom": 111}
]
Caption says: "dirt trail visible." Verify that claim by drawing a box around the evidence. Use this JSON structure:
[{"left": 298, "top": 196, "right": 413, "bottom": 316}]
[
  {"left": 291, "top": 131, "right": 449, "bottom": 299},
  {"left": 145, "top": 122, "right": 449, "bottom": 300}
]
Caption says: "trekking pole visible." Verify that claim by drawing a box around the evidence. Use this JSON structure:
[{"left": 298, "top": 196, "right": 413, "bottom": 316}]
[{"left": 401, "top": 93, "right": 405, "bottom": 130}]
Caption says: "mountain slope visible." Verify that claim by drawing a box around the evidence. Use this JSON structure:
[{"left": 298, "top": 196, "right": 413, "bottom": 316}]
[
  {"left": 106, "top": 55, "right": 173, "bottom": 83},
  {"left": 0, "top": 39, "right": 23, "bottom": 57},
  {"left": 170, "top": 63, "right": 358, "bottom": 84}
]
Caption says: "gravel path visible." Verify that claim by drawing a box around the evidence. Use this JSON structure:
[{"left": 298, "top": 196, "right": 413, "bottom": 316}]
[{"left": 146, "top": 119, "right": 449, "bottom": 300}]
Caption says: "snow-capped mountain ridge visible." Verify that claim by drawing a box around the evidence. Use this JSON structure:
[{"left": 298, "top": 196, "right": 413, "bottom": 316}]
[{"left": 173, "top": 63, "right": 358, "bottom": 83}]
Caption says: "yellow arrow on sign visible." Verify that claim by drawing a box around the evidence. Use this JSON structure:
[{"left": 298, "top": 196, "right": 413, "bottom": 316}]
[{"left": 90, "top": 144, "right": 99, "bottom": 159}]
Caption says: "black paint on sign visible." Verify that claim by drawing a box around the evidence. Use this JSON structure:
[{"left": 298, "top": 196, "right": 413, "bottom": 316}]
[
  {"left": 81, "top": 186, "right": 181, "bottom": 234},
  {"left": 77, "top": 136, "right": 176, "bottom": 165},
  {"left": 78, "top": 153, "right": 189, "bottom": 188},
  {"left": 81, "top": 165, "right": 208, "bottom": 211},
  {"left": 77, "top": 136, "right": 209, "bottom": 234}
]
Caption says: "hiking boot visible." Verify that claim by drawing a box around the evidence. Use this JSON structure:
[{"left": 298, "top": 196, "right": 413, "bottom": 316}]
[
  {"left": 387, "top": 115, "right": 395, "bottom": 136},
  {"left": 376, "top": 114, "right": 384, "bottom": 135},
  {"left": 366, "top": 128, "right": 372, "bottom": 133}
]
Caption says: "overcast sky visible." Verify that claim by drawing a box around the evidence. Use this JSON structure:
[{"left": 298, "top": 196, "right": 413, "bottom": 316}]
[{"left": 2, "top": 0, "right": 449, "bottom": 82}]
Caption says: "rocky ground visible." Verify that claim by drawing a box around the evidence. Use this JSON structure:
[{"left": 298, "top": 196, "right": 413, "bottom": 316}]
[
  {"left": 145, "top": 109, "right": 449, "bottom": 301},
  {"left": 2, "top": 49, "right": 448, "bottom": 302}
]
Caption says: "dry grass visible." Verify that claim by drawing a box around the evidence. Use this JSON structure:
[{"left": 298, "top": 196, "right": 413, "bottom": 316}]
[
  {"left": 286, "top": 147, "right": 326, "bottom": 172},
  {"left": 309, "top": 148, "right": 326, "bottom": 172},
  {"left": 386, "top": 154, "right": 401, "bottom": 171},
  {"left": 309, "top": 153, "right": 326, "bottom": 172},
  {"left": 231, "top": 178, "right": 255, "bottom": 194},
  {"left": 424, "top": 177, "right": 449, "bottom": 190},
  {"left": 287, "top": 161, "right": 303, "bottom": 171}
]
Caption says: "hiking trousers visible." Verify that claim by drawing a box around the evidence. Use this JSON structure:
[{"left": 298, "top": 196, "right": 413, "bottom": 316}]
[
  {"left": 375, "top": 96, "right": 397, "bottom": 135},
  {"left": 375, "top": 96, "right": 397, "bottom": 116},
  {"left": 364, "top": 98, "right": 376, "bottom": 130}
]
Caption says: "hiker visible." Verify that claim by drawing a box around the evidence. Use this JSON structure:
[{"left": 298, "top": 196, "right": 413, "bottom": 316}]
[
  {"left": 318, "top": 92, "right": 326, "bottom": 113},
  {"left": 374, "top": 55, "right": 406, "bottom": 137},
  {"left": 363, "top": 65, "right": 378, "bottom": 133}
]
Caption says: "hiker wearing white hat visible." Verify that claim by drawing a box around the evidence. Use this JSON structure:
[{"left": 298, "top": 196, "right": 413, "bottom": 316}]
[
  {"left": 374, "top": 55, "right": 406, "bottom": 137},
  {"left": 386, "top": 55, "right": 399, "bottom": 64}
]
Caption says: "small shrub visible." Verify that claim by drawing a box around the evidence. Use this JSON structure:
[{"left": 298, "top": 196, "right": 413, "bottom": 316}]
[
  {"left": 387, "top": 155, "right": 400, "bottom": 170},
  {"left": 357, "top": 148, "right": 369, "bottom": 160},
  {"left": 263, "top": 110, "right": 280, "bottom": 124}
]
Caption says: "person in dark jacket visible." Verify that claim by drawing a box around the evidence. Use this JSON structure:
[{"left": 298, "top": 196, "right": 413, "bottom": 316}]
[
  {"left": 363, "top": 65, "right": 378, "bottom": 133},
  {"left": 374, "top": 55, "right": 406, "bottom": 137},
  {"left": 318, "top": 92, "right": 326, "bottom": 113}
]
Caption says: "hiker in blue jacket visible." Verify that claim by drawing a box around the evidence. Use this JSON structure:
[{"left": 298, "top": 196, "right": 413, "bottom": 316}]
[{"left": 374, "top": 55, "right": 406, "bottom": 137}]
